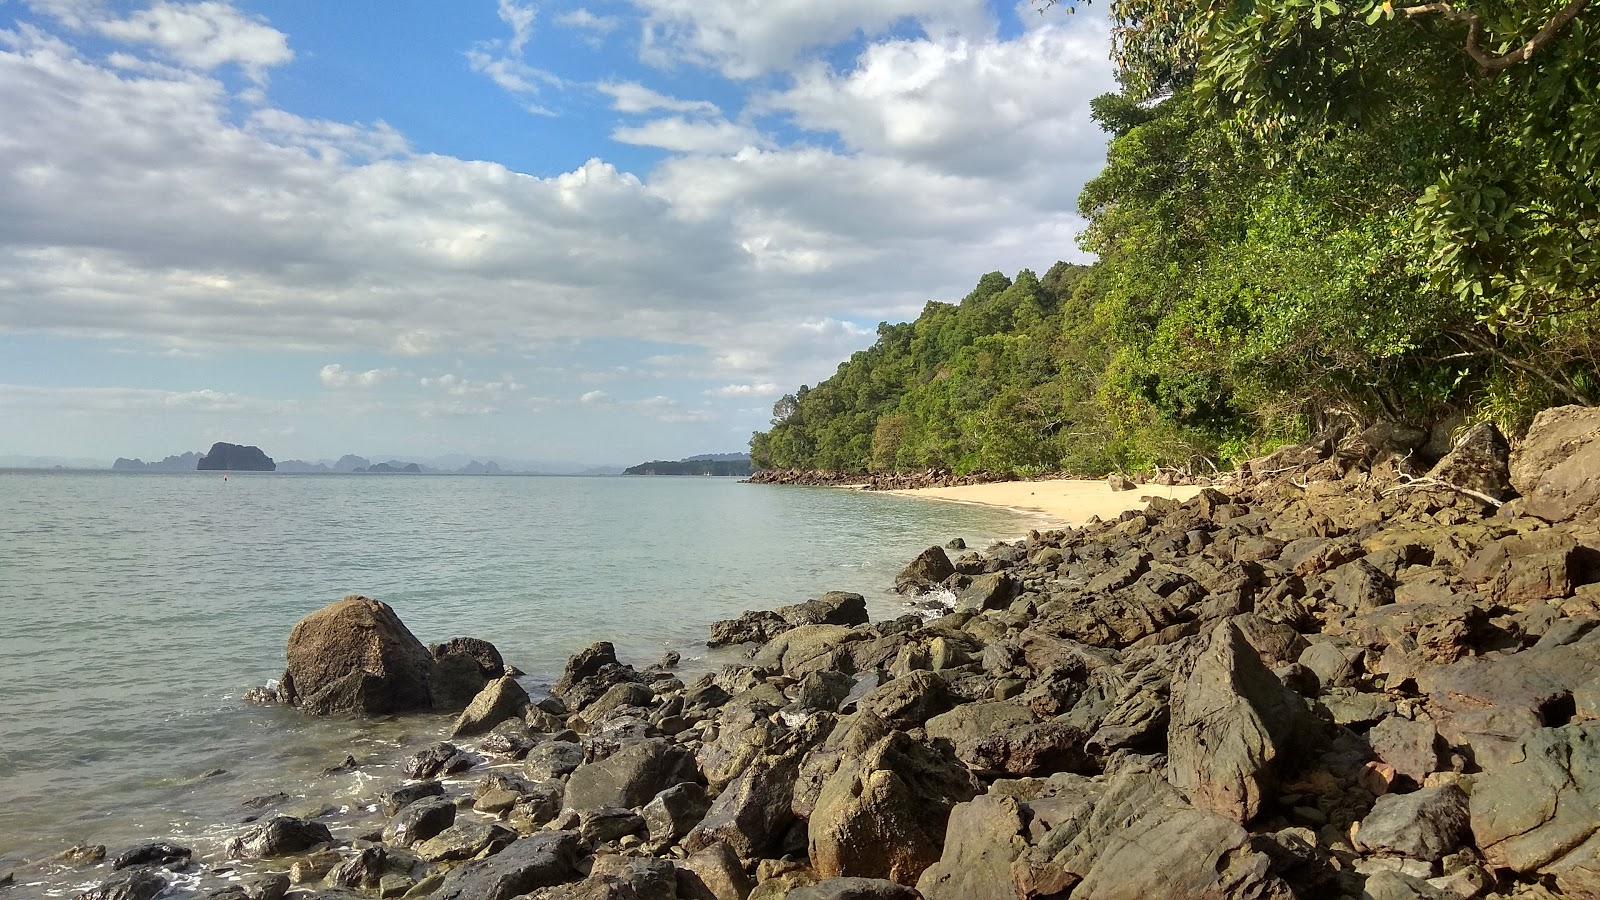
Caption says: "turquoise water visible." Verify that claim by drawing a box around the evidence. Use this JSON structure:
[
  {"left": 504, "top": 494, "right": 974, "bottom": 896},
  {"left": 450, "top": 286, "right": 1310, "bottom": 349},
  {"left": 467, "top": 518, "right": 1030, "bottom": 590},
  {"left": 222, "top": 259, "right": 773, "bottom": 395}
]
[{"left": 0, "top": 472, "right": 1026, "bottom": 870}]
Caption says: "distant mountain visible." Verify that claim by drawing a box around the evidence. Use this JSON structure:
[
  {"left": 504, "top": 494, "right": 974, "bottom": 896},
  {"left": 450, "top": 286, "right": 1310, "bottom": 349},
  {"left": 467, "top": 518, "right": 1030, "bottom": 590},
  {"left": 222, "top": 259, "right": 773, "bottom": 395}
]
[
  {"left": 111, "top": 451, "right": 202, "bottom": 472},
  {"left": 0, "top": 455, "right": 109, "bottom": 469},
  {"left": 356, "top": 461, "right": 424, "bottom": 474},
  {"left": 624, "top": 454, "right": 753, "bottom": 476},
  {"left": 196, "top": 442, "right": 275, "bottom": 471},
  {"left": 276, "top": 459, "right": 332, "bottom": 473},
  {"left": 456, "top": 460, "right": 503, "bottom": 475}
]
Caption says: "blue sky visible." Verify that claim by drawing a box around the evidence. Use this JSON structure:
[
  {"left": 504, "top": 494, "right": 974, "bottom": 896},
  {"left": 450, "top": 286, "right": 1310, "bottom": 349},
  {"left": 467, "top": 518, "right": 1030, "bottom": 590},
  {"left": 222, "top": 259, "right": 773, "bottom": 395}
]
[{"left": 0, "top": 0, "right": 1115, "bottom": 466}]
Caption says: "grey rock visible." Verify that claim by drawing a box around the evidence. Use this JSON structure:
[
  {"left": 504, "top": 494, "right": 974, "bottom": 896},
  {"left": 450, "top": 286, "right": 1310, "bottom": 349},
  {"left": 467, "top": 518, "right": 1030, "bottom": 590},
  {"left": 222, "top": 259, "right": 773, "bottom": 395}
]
[
  {"left": 415, "top": 821, "right": 518, "bottom": 863},
  {"left": 75, "top": 868, "right": 167, "bottom": 900},
  {"left": 452, "top": 676, "right": 532, "bottom": 737},
  {"left": 643, "top": 782, "right": 711, "bottom": 847},
  {"left": 405, "top": 741, "right": 475, "bottom": 779},
  {"left": 110, "top": 842, "right": 191, "bottom": 870},
  {"left": 564, "top": 738, "right": 701, "bottom": 812},
  {"left": 1366, "top": 717, "right": 1442, "bottom": 785},
  {"left": 1354, "top": 785, "right": 1470, "bottom": 861},
  {"left": 675, "top": 841, "right": 753, "bottom": 900},
  {"left": 383, "top": 797, "right": 456, "bottom": 848},
  {"left": 434, "top": 831, "right": 583, "bottom": 900},
  {"left": 281, "top": 595, "right": 437, "bottom": 716},
  {"left": 1470, "top": 723, "right": 1600, "bottom": 896},
  {"left": 896, "top": 546, "right": 955, "bottom": 594},
  {"left": 525, "top": 739, "right": 586, "bottom": 781},
  {"left": 227, "top": 816, "right": 332, "bottom": 858},
  {"left": 381, "top": 779, "right": 445, "bottom": 815}
]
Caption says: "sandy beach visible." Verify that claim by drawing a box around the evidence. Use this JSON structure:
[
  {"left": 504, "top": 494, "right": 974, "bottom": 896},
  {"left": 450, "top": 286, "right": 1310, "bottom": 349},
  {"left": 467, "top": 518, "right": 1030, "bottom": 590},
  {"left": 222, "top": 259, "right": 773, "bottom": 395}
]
[{"left": 886, "top": 478, "right": 1205, "bottom": 526}]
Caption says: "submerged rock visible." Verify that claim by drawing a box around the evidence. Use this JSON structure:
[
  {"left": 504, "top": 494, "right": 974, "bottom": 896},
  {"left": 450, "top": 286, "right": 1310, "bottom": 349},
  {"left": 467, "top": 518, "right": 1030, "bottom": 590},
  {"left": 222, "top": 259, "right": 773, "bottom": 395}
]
[{"left": 76, "top": 868, "right": 168, "bottom": 900}]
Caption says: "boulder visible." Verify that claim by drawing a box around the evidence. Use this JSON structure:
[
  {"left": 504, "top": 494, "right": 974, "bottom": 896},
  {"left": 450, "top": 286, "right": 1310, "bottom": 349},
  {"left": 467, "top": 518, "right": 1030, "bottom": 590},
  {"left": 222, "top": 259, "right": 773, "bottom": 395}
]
[
  {"left": 896, "top": 547, "right": 955, "bottom": 594},
  {"left": 965, "top": 721, "right": 1092, "bottom": 778},
  {"left": 110, "top": 842, "right": 191, "bottom": 870},
  {"left": 76, "top": 868, "right": 168, "bottom": 900},
  {"left": 643, "top": 783, "right": 711, "bottom": 847},
  {"left": 433, "top": 637, "right": 507, "bottom": 709},
  {"left": 1510, "top": 404, "right": 1600, "bottom": 523},
  {"left": 564, "top": 738, "right": 701, "bottom": 812},
  {"left": 416, "top": 821, "right": 518, "bottom": 863},
  {"left": 227, "top": 816, "right": 333, "bottom": 858},
  {"left": 381, "top": 779, "right": 446, "bottom": 815},
  {"left": 779, "top": 592, "right": 870, "bottom": 628},
  {"left": 452, "top": 676, "right": 532, "bottom": 737},
  {"left": 281, "top": 596, "right": 437, "bottom": 715},
  {"left": 915, "top": 793, "right": 1032, "bottom": 900},
  {"left": 433, "top": 831, "right": 583, "bottom": 900},
  {"left": 752, "top": 625, "right": 862, "bottom": 679},
  {"left": 857, "top": 672, "right": 954, "bottom": 729},
  {"left": 405, "top": 741, "right": 475, "bottom": 779},
  {"left": 708, "top": 610, "right": 788, "bottom": 647},
  {"left": 384, "top": 797, "right": 457, "bottom": 848},
  {"left": 675, "top": 842, "right": 753, "bottom": 900},
  {"left": 525, "top": 739, "right": 586, "bottom": 782},
  {"left": 205, "top": 872, "right": 288, "bottom": 900},
  {"left": 955, "top": 573, "right": 1016, "bottom": 612},
  {"left": 1167, "top": 621, "right": 1307, "bottom": 824},
  {"left": 923, "top": 701, "right": 1033, "bottom": 765},
  {"left": 1470, "top": 723, "right": 1600, "bottom": 896},
  {"left": 685, "top": 753, "right": 801, "bottom": 860},
  {"left": 326, "top": 846, "right": 386, "bottom": 892},
  {"left": 809, "top": 731, "right": 978, "bottom": 884},
  {"left": 1365, "top": 717, "right": 1442, "bottom": 785},
  {"left": 788, "top": 879, "right": 923, "bottom": 900},
  {"left": 1426, "top": 422, "right": 1512, "bottom": 500},
  {"left": 1354, "top": 785, "right": 1470, "bottom": 861},
  {"left": 577, "top": 807, "right": 646, "bottom": 845},
  {"left": 554, "top": 642, "right": 645, "bottom": 712}
]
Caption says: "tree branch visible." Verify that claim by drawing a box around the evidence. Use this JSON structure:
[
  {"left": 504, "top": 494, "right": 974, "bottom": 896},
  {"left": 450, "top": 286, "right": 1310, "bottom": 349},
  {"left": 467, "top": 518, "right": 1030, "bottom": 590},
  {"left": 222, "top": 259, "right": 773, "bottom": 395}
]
[{"left": 1398, "top": 0, "right": 1590, "bottom": 72}]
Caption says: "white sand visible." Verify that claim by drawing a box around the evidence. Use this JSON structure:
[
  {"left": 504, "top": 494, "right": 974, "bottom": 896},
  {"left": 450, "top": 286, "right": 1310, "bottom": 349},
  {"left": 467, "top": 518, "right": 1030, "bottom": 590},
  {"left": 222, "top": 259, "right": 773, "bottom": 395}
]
[{"left": 884, "top": 479, "right": 1204, "bottom": 527}]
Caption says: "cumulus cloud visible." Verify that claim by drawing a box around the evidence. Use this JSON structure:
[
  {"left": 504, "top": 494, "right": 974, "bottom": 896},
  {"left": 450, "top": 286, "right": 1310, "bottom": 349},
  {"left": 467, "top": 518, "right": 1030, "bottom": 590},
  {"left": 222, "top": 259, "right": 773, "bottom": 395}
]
[
  {"left": 597, "top": 80, "right": 719, "bottom": 116},
  {"left": 611, "top": 116, "right": 760, "bottom": 154},
  {"left": 557, "top": 7, "right": 622, "bottom": 36},
  {"left": 27, "top": 0, "right": 292, "bottom": 82},
  {"left": 630, "top": 0, "right": 992, "bottom": 78},
  {"left": 319, "top": 364, "right": 397, "bottom": 388},
  {"left": 705, "top": 382, "right": 780, "bottom": 398}
]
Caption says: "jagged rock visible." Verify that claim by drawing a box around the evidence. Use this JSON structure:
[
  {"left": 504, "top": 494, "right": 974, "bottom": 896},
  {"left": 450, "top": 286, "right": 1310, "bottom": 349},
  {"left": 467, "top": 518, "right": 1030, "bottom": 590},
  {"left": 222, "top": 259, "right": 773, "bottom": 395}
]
[
  {"left": 809, "top": 731, "right": 978, "bottom": 884},
  {"left": 1509, "top": 404, "right": 1600, "bottom": 523},
  {"left": 433, "top": 831, "right": 583, "bottom": 900},
  {"left": 384, "top": 797, "right": 457, "bottom": 848},
  {"left": 577, "top": 807, "right": 646, "bottom": 844},
  {"left": 788, "top": 879, "right": 922, "bottom": 900},
  {"left": 76, "top": 868, "right": 168, "bottom": 900},
  {"left": 1470, "top": 723, "right": 1600, "bottom": 896},
  {"left": 1366, "top": 717, "right": 1442, "bottom": 785},
  {"left": 1167, "top": 621, "right": 1307, "bottom": 824},
  {"left": 381, "top": 779, "right": 445, "bottom": 815},
  {"left": 405, "top": 741, "right": 475, "bottom": 779},
  {"left": 1327, "top": 559, "right": 1393, "bottom": 612},
  {"left": 205, "top": 872, "right": 289, "bottom": 900},
  {"left": 1298, "top": 639, "right": 1364, "bottom": 691},
  {"left": 857, "top": 671, "right": 954, "bottom": 729},
  {"left": 110, "top": 842, "right": 191, "bottom": 870},
  {"left": 554, "top": 642, "right": 645, "bottom": 712},
  {"left": 956, "top": 572, "right": 1016, "bottom": 612},
  {"left": 924, "top": 701, "right": 1034, "bottom": 764},
  {"left": 643, "top": 782, "right": 711, "bottom": 847},
  {"left": 453, "top": 676, "right": 532, "bottom": 737},
  {"left": 709, "top": 609, "right": 788, "bottom": 647},
  {"left": 967, "top": 721, "right": 1092, "bottom": 778},
  {"left": 581, "top": 682, "right": 655, "bottom": 722},
  {"left": 795, "top": 670, "right": 856, "bottom": 712},
  {"left": 326, "top": 846, "right": 386, "bottom": 891},
  {"left": 564, "top": 738, "right": 701, "bottom": 812},
  {"left": 580, "top": 855, "right": 678, "bottom": 898},
  {"left": 280, "top": 595, "right": 438, "bottom": 715},
  {"left": 433, "top": 637, "right": 508, "bottom": 710},
  {"left": 915, "top": 792, "right": 1033, "bottom": 900},
  {"left": 896, "top": 547, "right": 955, "bottom": 594},
  {"left": 1010, "top": 771, "right": 1291, "bottom": 900},
  {"left": 685, "top": 752, "right": 801, "bottom": 860},
  {"left": 227, "top": 816, "right": 333, "bottom": 858},
  {"left": 1427, "top": 422, "right": 1512, "bottom": 500},
  {"left": 1354, "top": 785, "right": 1470, "bottom": 861},
  {"left": 482, "top": 719, "right": 540, "bottom": 758},
  {"left": 676, "top": 841, "right": 753, "bottom": 900},
  {"left": 752, "top": 625, "right": 863, "bottom": 679},
  {"left": 416, "top": 821, "right": 518, "bottom": 863}
]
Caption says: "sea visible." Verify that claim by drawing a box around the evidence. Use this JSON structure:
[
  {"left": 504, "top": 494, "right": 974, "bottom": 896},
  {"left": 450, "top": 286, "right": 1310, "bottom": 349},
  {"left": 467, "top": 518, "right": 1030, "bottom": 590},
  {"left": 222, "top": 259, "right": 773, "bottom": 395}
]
[{"left": 0, "top": 471, "right": 1029, "bottom": 887}]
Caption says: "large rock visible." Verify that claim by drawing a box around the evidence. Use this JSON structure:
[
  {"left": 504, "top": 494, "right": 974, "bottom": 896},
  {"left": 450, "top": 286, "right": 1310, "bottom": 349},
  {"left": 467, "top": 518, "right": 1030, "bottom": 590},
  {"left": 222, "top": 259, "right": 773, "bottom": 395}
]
[
  {"left": 553, "top": 642, "right": 645, "bottom": 712},
  {"left": 76, "top": 868, "right": 168, "bottom": 900},
  {"left": 915, "top": 793, "right": 1033, "bottom": 900},
  {"left": 434, "top": 831, "right": 583, "bottom": 900},
  {"left": 433, "top": 637, "right": 507, "bottom": 709},
  {"left": 1167, "top": 621, "right": 1307, "bottom": 824},
  {"left": 809, "top": 731, "right": 978, "bottom": 884},
  {"left": 416, "top": 821, "right": 517, "bottom": 863},
  {"left": 1510, "top": 404, "right": 1600, "bottom": 523},
  {"left": 923, "top": 701, "right": 1033, "bottom": 765},
  {"left": 676, "top": 842, "right": 753, "bottom": 900},
  {"left": 896, "top": 547, "right": 955, "bottom": 594},
  {"left": 684, "top": 753, "right": 801, "bottom": 860},
  {"left": 452, "top": 676, "right": 531, "bottom": 737},
  {"left": 226, "top": 816, "right": 333, "bottom": 858},
  {"left": 384, "top": 797, "right": 457, "bottom": 848},
  {"left": 1470, "top": 723, "right": 1600, "bottom": 896},
  {"left": 1426, "top": 422, "right": 1512, "bottom": 500},
  {"left": 281, "top": 596, "right": 437, "bottom": 715},
  {"left": 788, "top": 879, "right": 922, "bottom": 900},
  {"left": 564, "top": 738, "right": 701, "bottom": 812},
  {"left": 1353, "top": 786, "right": 1470, "bottom": 861}
]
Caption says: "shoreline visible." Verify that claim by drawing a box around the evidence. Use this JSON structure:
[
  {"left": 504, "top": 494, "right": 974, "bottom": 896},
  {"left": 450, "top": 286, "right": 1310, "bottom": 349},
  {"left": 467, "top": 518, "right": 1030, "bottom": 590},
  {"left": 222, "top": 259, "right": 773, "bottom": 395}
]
[{"left": 881, "top": 478, "right": 1206, "bottom": 528}]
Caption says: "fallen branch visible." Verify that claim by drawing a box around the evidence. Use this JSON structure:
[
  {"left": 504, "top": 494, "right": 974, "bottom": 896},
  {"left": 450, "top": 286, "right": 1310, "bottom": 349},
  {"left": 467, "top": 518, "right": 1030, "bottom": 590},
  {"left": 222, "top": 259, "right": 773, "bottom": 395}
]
[{"left": 1384, "top": 474, "right": 1505, "bottom": 507}]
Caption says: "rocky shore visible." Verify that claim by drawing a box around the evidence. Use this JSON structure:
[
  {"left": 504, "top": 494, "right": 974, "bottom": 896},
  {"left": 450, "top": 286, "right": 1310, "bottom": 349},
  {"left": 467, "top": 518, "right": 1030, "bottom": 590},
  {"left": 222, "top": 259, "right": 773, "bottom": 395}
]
[{"left": 27, "top": 405, "right": 1600, "bottom": 900}]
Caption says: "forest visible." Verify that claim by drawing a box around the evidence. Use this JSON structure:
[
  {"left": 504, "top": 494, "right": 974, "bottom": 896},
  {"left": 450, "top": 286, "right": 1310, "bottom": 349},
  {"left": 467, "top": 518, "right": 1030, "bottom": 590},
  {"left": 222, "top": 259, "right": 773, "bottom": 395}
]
[{"left": 751, "top": 0, "right": 1599, "bottom": 475}]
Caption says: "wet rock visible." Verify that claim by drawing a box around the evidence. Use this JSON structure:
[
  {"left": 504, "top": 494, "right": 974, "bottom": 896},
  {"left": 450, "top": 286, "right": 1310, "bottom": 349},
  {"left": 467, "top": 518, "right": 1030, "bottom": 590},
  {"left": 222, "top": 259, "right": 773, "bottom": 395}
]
[
  {"left": 581, "top": 856, "right": 678, "bottom": 898},
  {"left": 482, "top": 720, "right": 540, "bottom": 758},
  {"left": 75, "top": 868, "right": 168, "bottom": 900},
  {"left": 809, "top": 730, "right": 978, "bottom": 884},
  {"left": 1470, "top": 723, "right": 1600, "bottom": 895},
  {"left": 452, "top": 676, "right": 532, "bottom": 737},
  {"left": 643, "top": 783, "right": 711, "bottom": 847},
  {"left": 676, "top": 841, "right": 753, "bottom": 900},
  {"left": 416, "top": 821, "right": 518, "bottom": 863},
  {"left": 54, "top": 844, "right": 107, "bottom": 866},
  {"left": 896, "top": 547, "right": 955, "bottom": 594},
  {"left": 554, "top": 642, "right": 646, "bottom": 713},
  {"left": 1167, "top": 621, "right": 1308, "bottom": 824},
  {"left": 581, "top": 682, "right": 655, "bottom": 722},
  {"left": 709, "top": 610, "right": 789, "bottom": 648},
  {"left": 1354, "top": 785, "right": 1470, "bottom": 861},
  {"left": 525, "top": 739, "right": 586, "bottom": 782},
  {"left": 405, "top": 741, "right": 475, "bottom": 779},
  {"left": 564, "top": 738, "right": 701, "bottom": 812},
  {"left": 384, "top": 797, "right": 457, "bottom": 848},
  {"left": 281, "top": 595, "right": 438, "bottom": 716},
  {"left": 381, "top": 779, "right": 446, "bottom": 815},
  {"left": 326, "top": 845, "right": 386, "bottom": 891},
  {"left": 1509, "top": 404, "right": 1600, "bottom": 523},
  {"left": 433, "top": 637, "right": 507, "bottom": 710},
  {"left": 110, "top": 841, "right": 192, "bottom": 870},
  {"left": 955, "top": 572, "right": 1016, "bottom": 612},
  {"left": 433, "top": 830, "right": 583, "bottom": 900},
  {"left": 205, "top": 872, "right": 289, "bottom": 900},
  {"left": 227, "top": 816, "right": 333, "bottom": 858}
]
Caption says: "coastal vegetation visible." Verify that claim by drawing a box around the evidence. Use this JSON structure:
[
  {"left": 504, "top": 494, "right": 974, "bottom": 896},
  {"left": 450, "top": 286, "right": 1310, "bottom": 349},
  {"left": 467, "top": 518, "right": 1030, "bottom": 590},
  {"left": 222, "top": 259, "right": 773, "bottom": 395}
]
[{"left": 752, "top": 0, "right": 1600, "bottom": 476}]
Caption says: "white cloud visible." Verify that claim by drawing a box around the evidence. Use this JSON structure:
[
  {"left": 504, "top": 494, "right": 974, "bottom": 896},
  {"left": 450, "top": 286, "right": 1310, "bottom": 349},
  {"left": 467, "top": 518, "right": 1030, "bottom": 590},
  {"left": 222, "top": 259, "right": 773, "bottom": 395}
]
[
  {"left": 630, "top": 0, "right": 992, "bottom": 78},
  {"left": 319, "top": 363, "right": 397, "bottom": 388},
  {"left": 579, "top": 389, "right": 611, "bottom": 404},
  {"left": 248, "top": 109, "right": 407, "bottom": 162},
  {"left": 28, "top": 0, "right": 292, "bottom": 82},
  {"left": 705, "top": 382, "right": 780, "bottom": 398},
  {"left": 556, "top": 7, "right": 622, "bottom": 36},
  {"left": 611, "top": 116, "right": 760, "bottom": 154},
  {"left": 420, "top": 373, "right": 525, "bottom": 396},
  {"left": 0, "top": 383, "right": 258, "bottom": 413},
  {"left": 597, "top": 80, "right": 719, "bottom": 116},
  {"left": 467, "top": 0, "right": 563, "bottom": 108},
  {"left": 497, "top": 0, "right": 537, "bottom": 53}
]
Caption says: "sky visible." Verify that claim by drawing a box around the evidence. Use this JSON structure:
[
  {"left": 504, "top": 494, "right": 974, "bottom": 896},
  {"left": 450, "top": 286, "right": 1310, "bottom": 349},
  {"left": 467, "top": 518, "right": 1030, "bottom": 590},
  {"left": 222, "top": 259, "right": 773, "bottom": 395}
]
[{"left": 0, "top": 0, "right": 1116, "bottom": 466}]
